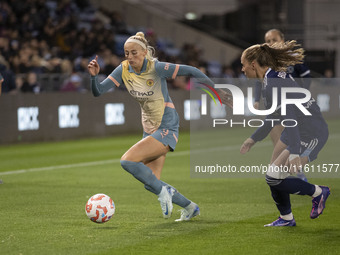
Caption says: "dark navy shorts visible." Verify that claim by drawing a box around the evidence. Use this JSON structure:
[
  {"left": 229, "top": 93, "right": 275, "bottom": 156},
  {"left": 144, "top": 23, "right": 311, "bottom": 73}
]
[{"left": 280, "top": 128, "right": 329, "bottom": 162}]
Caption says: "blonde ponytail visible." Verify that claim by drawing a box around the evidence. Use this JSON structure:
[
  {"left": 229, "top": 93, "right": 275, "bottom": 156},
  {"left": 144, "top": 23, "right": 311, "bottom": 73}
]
[
  {"left": 135, "top": 32, "right": 145, "bottom": 38},
  {"left": 243, "top": 40, "right": 304, "bottom": 72}
]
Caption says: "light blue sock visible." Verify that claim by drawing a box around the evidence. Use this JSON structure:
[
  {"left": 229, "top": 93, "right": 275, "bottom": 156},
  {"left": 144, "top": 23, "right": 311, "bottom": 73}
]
[
  {"left": 144, "top": 183, "right": 191, "bottom": 208},
  {"left": 161, "top": 181, "right": 191, "bottom": 208},
  {"left": 120, "top": 160, "right": 162, "bottom": 195}
]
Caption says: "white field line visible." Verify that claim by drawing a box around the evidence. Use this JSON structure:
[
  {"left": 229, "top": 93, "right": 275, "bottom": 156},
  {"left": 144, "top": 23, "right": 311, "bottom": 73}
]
[
  {"left": 0, "top": 142, "right": 272, "bottom": 176},
  {"left": 3, "top": 132, "right": 340, "bottom": 176}
]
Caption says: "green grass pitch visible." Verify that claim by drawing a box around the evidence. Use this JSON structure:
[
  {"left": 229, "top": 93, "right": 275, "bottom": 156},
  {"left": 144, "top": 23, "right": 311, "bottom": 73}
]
[{"left": 0, "top": 119, "right": 340, "bottom": 255}]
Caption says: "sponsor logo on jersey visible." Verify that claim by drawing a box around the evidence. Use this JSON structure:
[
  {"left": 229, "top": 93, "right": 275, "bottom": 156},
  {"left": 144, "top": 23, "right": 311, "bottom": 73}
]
[{"left": 129, "top": 90, "right": 154, "bottom": 97}]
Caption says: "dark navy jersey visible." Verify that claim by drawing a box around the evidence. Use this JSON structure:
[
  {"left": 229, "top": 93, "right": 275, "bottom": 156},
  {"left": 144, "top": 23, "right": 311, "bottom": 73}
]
[
  {"left": 251, "top": 68, "right": 327, "bottom": 154},
  {"left": 254, "top": 63, "right": 311, "bottom": 102},
  {"left": 286, "top": 63, "right": 311, "bottom": 89}
]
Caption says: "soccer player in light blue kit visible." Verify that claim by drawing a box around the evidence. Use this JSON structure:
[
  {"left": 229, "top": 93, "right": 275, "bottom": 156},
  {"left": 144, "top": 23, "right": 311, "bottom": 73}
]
[
  {"left": 239, "top": 41, "right": 330, "bottom": 227},
  {"left": 88, "top": 32, "right": 214, "bottom": 221}
]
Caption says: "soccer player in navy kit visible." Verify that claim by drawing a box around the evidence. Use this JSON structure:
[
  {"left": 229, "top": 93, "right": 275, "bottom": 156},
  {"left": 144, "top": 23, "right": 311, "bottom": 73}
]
[
  {"left": 239, "top": 41, "right": 330, "bottom": 226},
  {"left": 254, "top": 29, "right": 311, "bottom": 181},
  {"left": 254, "top": 29, "right": 311, "bottom": 109},
  {"left": 264, "top": 29, "right": 311, "bottom": 88},
  {"left": 88, "top": 32, "right": 214, "bottom": 221}
]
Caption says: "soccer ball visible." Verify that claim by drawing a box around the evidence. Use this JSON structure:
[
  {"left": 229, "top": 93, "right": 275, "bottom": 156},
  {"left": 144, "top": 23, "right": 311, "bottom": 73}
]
[{"left": 85, "top": 193, "right": 115, "bottom": 223}]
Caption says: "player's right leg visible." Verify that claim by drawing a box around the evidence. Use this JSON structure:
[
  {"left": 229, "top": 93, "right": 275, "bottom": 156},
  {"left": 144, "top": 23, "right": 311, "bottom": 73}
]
[
  {"left": 120, "top": 136, "right": 174, "bottom": 218},
  {"left": 265, "top": 175, "right": 296, "bottom": 227},
  {"left": 279, "top": 131, "right": 308, "bottom": 181},
  {"left": 270, "top": 139, "right": 287, "bottom": 164}
]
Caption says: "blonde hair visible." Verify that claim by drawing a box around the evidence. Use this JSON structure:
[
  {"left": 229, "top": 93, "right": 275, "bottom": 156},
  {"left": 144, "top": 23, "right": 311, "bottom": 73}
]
[
  {"left": 125, "top": 32, "right": 156, "bottom": 61},
  {"left": 242, "top": 40, "right": 304, "bottom": 72}
]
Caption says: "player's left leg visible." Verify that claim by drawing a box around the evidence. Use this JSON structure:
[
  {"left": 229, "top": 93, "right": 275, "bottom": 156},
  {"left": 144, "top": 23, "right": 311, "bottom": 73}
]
[
  {"left": 271, "top": 149, "right": 322, "bottom": 197},
  {"left": 145, "top": 154, "right": 166, "bottom": 180},
  {"left": 145, "top": 152, "right": 200, "bottom": 221},
  {"left": 264, "top": 186, "right": 296, "bottom": 227},
  {"left": 265, "top": 149, "right": 330, "bottom": 225}
]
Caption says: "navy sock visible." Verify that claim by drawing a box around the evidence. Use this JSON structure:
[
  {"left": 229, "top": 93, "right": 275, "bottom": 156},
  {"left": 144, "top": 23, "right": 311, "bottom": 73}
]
[
  {"left": 273, "top": 176, "right": 315, "bottom": 196},
  {"left": 120, "top": 160, "right": 162, "bottom": 195},
  {"left": 266, "top": 175, "right": 316, "bottom": 216},
  {"left": 269, "top": 186, "right": 292, "bottom": 215}
]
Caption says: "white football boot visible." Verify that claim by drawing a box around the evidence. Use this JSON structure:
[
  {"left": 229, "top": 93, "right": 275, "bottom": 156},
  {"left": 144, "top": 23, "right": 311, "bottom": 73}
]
[
  {"left": 158, "top": 186, "right": 174, "bottom": 219},
  {"left": 175, "top": 202, "right": 200, "bottom": 222}
]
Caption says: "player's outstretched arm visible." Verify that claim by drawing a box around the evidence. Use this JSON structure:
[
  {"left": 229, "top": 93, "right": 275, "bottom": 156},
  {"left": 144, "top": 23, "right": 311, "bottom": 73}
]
[
  {"left": 240, "top": 138, "right": 255, "bottom": 154},
  {"left": 155, "top": 61, "right": 215, "bottom": 86},
  {"left": 88, "top": 56, "right": 121, "bottom": 97}
]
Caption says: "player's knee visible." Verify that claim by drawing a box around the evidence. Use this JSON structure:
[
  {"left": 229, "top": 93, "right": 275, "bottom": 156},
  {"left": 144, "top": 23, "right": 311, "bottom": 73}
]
[
  {"left": 120, "top": 160, "right": 140, "bottom": 178},
  {"left": 265, "top": 174, "right": 283, "bottom": 186},
  {"left": 266, "top": 163, "right": 284, "bottom": 186},
  {"left": 120, "top": 159, "right": 130, "bottom": 170},
  {"left": 265, "top": 163, "right": 290, "bottom": 183},
  {"left": 121, "top": 152, "right": 141, "bottom": 162},
  {"left": 120, "top": 153, "right": 130, "bottom": 161}
]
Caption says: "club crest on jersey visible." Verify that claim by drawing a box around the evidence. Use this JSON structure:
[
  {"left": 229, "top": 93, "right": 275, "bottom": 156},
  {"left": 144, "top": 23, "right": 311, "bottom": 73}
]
[
  {"left": 146, "top": 79, "right": 154, "bottom": 87},
  {"left": 278, "top": 72, "right": 286, "bottom": 79}
]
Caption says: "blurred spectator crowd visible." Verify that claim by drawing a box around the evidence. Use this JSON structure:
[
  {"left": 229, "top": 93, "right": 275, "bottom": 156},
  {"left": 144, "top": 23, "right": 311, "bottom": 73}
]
[{"left": 0, "top": 0, "right": 243, "bottom": 95}]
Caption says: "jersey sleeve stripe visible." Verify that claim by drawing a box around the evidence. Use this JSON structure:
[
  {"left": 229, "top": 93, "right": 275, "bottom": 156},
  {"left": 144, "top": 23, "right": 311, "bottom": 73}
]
[
  {"left": 299, "top": 70, "right": 310, "bottom": 77},
  {"left": 107, "top": 75, "right": 120, "bottom": 87},
  {"left": 164, "top": 102, "right": 175, "bottom": 109},
  {"left": 171, "top": 64, "right": 180, "bottom": 79}
]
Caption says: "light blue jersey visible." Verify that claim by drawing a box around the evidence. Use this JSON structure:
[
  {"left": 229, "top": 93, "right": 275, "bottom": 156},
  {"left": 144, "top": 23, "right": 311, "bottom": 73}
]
[{"left": 91, "top": 58, "right": 214, "bottom": 150}]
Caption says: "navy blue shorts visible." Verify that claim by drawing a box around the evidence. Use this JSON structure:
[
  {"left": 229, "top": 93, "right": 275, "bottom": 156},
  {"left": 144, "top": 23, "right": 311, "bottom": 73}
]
[{"left": 280, "top": 128, "right": 329, "bottom": 162}]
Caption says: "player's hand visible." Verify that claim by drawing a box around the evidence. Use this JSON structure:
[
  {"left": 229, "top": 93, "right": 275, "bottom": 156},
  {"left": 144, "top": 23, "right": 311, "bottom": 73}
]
[
  {"left": 289, "top": 155, "right": 302, "bottom": 174},
  {"left": 253, "top": 101, "right": 260, "bottom": 110},
  {"left": 240, "top": 138, "right": 255, "bottom": 154},
  {"left": 88, "top": 55, "right": 100, "bottom": 76},
  {"left": 218, "top": 89, "right": 233, "bottom": 108}
]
